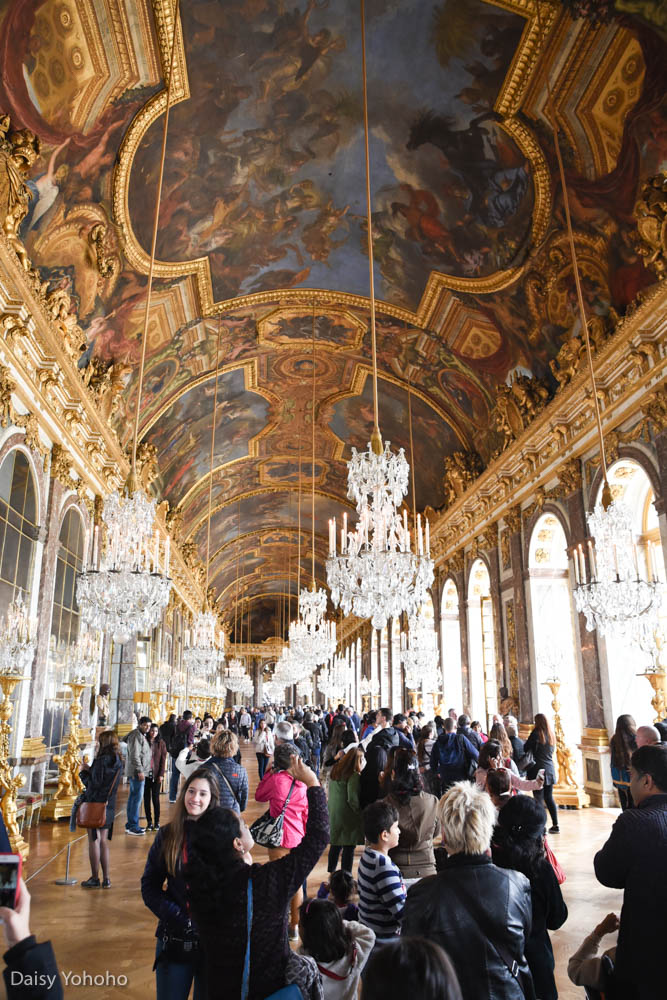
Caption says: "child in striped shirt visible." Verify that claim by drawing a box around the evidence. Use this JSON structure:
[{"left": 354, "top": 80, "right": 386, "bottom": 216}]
[{"left": 357, "top": 801, "right": 406, "bottom": 941}]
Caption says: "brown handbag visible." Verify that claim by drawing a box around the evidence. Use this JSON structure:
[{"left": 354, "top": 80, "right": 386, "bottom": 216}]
[{"left": 76, "top": 766, "right": 122, "bottom": 829}]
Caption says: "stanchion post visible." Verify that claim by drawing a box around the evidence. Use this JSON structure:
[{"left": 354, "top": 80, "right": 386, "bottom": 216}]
[{"left": 55, "top": 841, "right": 77, "bottom": 886}]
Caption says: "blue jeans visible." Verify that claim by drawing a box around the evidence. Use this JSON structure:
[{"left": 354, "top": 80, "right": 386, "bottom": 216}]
[
  {"left": 126, "top": 777, "right": 144, "bottom": 830},
  {"left": 256, "top": 753, "right": 269, "bottom": 780},
  {"left": 155, "top": 939, "right": 205, "bottom": 1000},
  {"left": 312, "top": 747, "right": 321, "bottom": 777},
  {"left": 169, "top": 762, "right": 181, "bottom": 802}
]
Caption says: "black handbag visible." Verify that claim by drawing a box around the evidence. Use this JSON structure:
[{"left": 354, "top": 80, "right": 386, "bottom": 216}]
[{"left": 161, "top": 920, "right": 200, "bottom": 963}]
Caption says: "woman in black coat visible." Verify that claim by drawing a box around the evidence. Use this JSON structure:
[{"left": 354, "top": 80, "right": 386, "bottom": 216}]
[
  {"left": 79, "top": 730, "right": 123, "bottom": 889},
  {"left": 141, "top": 768, "right": 221, "bottom": 1000},
  {"left": 524, "top": 713, "right": 559, "bottom": 832},
  {"left": 492, "top": 796, "right": 568, "bottom": 1000}
]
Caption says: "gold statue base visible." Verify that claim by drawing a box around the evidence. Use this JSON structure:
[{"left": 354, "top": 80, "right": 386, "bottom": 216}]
[
  {"left": 553, "top": 782, "right": 590, "bottom": 808},
  {"left": 41, "top": 794, "right": 77, "bottom": 822}
]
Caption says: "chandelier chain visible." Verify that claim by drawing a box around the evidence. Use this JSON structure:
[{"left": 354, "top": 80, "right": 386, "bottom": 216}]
[{"left": 132, "top": 0, "right": 181, "bottom": 479}]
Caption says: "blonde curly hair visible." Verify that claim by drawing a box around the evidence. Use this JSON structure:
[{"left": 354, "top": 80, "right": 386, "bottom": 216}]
[{"left": 438, "top": 781, "right": 497, "bottom": 855}]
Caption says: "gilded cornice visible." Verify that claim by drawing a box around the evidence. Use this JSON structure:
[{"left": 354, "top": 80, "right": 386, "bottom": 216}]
[
  {"left": 0, "top": 236, "right": 205, "bottom": 617},
  {"left": 430, "top": 281, "right": 667, "bottom": 564}
]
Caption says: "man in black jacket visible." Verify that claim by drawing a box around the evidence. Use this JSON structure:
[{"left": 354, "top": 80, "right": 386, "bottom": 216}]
[
  {"left": 359, "top": 706, "right": 413, "bottom": 808},
  {"left": 457, "top": 713, "right": 482, "bottom": 751},
  {"left": 594, "top": 744, "right": 667, "bottom": 999}
]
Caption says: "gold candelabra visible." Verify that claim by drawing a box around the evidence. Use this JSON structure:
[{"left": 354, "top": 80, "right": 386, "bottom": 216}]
[
  {"left": 640, "top": 670, "right": 667, "bottom": 723},
  {"left": 149, "top": 690, "right": 163, "bottom": 723},
  {"left": 43, "top": 681, "right": 86, "bottom": 821},
  {"left": 0, "top": 674, "right": 29, "bottom": 858},
  {"left": 543, "top": 680, "right": 589, "bottom": 809}
]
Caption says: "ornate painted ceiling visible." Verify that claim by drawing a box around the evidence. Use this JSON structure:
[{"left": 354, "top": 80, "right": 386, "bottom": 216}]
[{"left": 1, "top": 0, "right": 666, "bottom": 639}]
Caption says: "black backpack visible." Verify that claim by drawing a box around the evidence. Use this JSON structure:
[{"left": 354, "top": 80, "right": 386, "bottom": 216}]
[{"left": 169, "top": 726, "right": 188, "bottom": 759}]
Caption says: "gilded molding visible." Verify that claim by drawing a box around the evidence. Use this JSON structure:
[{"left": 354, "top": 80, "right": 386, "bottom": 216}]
[{"left": 430, "top": 281, "right": 667, "bottom": 566}]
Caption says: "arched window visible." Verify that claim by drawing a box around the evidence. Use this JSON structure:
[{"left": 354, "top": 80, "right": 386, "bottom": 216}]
[
  {"left": 598, "top": 460, "right": 666, "bottom": 725},
  {"left": 0, "top": 450, "right": 38, "bottom": 613},
  {"left": 43, "top": 508, "right": 85, "bottom": 759},
  {"left": 441, "top": 578, "right": 463, "bottom": 716},
  {"left": 418, "top": 594, "right": 438, "bottom": 718},
  {"left": 528, "top": 512, "right": 583, "bottom": 777},
  {"left": 467, "top": 558, "right": 496, "bottom": 726},
  {"left": 380, "top": 625, "right": 389, "bottom": 707},
  {"left": 371, "top": 629, "right": 379, "bottom": 708},
  {"left": 390, "top": 618, "right": 401, "bottom": 714}
]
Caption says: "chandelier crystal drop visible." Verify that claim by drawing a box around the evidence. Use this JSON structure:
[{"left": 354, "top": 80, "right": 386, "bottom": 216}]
[
  {"left": 326, "top": 441, "right": 434, "bottom": 630},
  {"left": 401, "top": 610, "right": 440, "bottom": 691},
  {"left": 573, "top": 499, "right": 663, "bottom": 640},
  {"left": 318, "top": 655, "right": 350, "bottom": 702},
  {"left": 183, "top": 608, "right": 224, "bottom": 676},
  {"left": 288, "top": 586, "right": 337, "bottom": 672},
  {"left": 76, "top": 487, "right": 172, "bottom": 645},
  {"left": 0, "top": 590, "right": 37, "bottom": 676}
]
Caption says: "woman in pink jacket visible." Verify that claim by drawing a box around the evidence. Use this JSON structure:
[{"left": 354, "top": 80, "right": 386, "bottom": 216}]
[{"left": 255, "top": 742, "right": 309, "bottom": 939}]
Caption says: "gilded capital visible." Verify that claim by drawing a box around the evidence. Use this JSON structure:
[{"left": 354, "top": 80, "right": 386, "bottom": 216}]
[{"left": 503, "top": 505, "right": 522, "bottom": 536}]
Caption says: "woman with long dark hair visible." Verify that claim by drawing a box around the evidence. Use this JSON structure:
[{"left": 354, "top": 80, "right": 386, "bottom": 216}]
[
  {"left": 252, "top": 718, "right": 274, "bottom": 780},
  {"left": 141, "top": 768, "right": 220, "bottom": 999},
  {"left": 492, "top": 795, "right": 568, "bottom": 1000},
  {"left": 609, "top": 714, "right": 637, "bottom": 811},
  {"left": 327, "top": 745, "right": 364, "bottom": 874},
  {"left": 298, "top": 898, "right": 374, "bottom": 1000},
  {"left": 524, "top": 714, "right": 560, "bottom": 832},
  {"left": 382, "top": 748, "right": 439, "bottom": 887},
  {"left": 186, "top": 753, "right": 329, "bottom": 999},
  {"left": 79, "top": 730, "right": 123, "bottom": 889},
  {"left": 474, "top": 740, "right": 544, "bottom": 795},
  {"left": 144, "top": 723, "right": 167, "bottom": 832}
]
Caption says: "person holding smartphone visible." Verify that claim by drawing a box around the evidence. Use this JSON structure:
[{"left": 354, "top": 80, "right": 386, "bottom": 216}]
[
  {"left": 523, "top": 714, "right": 560, "bottom": 833},
  {"left": 0, "top": 814, "right": 63, "bottom": 998}
]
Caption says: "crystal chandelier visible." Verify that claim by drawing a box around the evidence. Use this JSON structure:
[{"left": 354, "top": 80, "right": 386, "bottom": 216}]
[
  {"left": 68, "top": 627, "right": 102, "bottom": 685},
  {"left": 325, "top": 5, "right": 432, "bottom": 630},
  {"left": 0, "top": 590, "right": 37, "bottom": 676},
  {"left": 76, "top": 488, "right": 171, "bottom": 644},
  {"left": 401, "top": 610, "right": 440, "bottom": 691},
  {"left": 573, "top": 500, "right": 662, "bottom": 640},
  {"left": 327, "top": 446, "right": 433, "bottom": 630},
  {"left": 184, "top": 608, "right": 224, "bottom": 675},
  {"left": 263, "top": 680, "right": 284, "bottom": 704},
  {"left": 290, "top": 310, "right": 337, "bottom": 669},
  {"left": 289, "top": 586, "right": 336, "bottom": 672},
  {"left": 76, "top": 18, "right": 181, "bottom": 644},
  {"left": 296, "top": 677, "right": 313, "bottom": 700},
  {"left": 319, "top": 653, "right": 351, "bottom": 701},
  {"left": 184, "top": 321, "right": 226, "bottom": 675}
]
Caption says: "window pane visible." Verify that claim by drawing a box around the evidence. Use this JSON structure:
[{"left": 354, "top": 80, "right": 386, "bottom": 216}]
[
  {"left": 1, "top": 526, "right": 19, "bottom": 585},
  {"left": 0, "top": 457, "right": 12, "bottom": 505}
]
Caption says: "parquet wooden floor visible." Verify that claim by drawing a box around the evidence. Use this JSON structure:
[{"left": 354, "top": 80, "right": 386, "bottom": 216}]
[{"left": 19, "top": 744, "right": 623, "bottom": 998}]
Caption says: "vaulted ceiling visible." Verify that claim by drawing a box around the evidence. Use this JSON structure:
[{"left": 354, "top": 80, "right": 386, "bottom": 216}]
[{"left": 2, "top": 0, "right": 665, "bottom": 641}]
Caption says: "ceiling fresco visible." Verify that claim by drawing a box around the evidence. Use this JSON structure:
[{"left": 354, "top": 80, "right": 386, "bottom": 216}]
[
  {"left": 1, "top": 0, "right": 666, "bottom": 636},
  {"left": 126, "top": 0, "right": 533, "bottom": 307}
]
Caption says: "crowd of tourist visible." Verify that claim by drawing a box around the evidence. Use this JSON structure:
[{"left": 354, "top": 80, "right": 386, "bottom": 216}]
[{"left": 2, "top": 702, "right": 666, "bottom": 999}]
